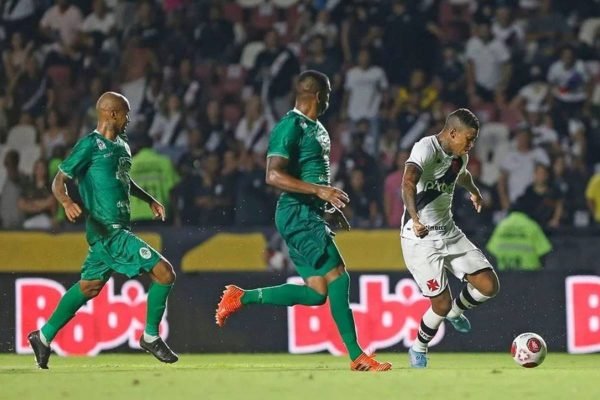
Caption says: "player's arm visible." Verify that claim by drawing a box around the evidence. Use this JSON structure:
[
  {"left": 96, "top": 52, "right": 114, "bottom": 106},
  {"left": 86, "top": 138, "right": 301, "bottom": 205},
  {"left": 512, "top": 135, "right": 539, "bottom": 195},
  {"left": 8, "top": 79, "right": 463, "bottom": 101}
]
[
  {"left": 457, "top": 170, "right": 483, "bottom": 213},
  {"left": 130, "top": 179, "right": 165, "bottom": 221},
  {"left": 52, "top": 171, "right": 82, "bottom": 222},
  {"left": 266, "top": 156, "right": 349, "bottom": 209},
  {"left": 402, "top": 163, "right": 428, "bottom": 238}
]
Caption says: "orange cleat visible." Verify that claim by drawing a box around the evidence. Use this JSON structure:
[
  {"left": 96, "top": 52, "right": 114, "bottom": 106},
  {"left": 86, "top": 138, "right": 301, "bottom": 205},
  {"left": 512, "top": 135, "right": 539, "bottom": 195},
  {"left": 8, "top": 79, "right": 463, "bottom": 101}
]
[
  {"left": 215, "top": 285, "right": 244, "bottom": 327},
  {"left": 350, "top": 353, "right": 392, "bottom": 372}
]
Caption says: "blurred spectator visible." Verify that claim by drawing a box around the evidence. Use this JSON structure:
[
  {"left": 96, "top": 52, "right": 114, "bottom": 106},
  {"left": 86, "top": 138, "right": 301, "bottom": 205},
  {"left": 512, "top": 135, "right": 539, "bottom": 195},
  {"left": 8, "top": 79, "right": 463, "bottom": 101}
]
[
  {"left": 41, "top": 109, "right": 70, "bottom": 159},
  {"left": 200, "top": 99, "right": 235, "bottom": 157},
  {"left": 235, "top": 152, "right": 274, "bottom": 227},
  {"left": 553, "top": 154, "right": 589, "bottom": 226},
  {"left": 249, "top": 29, "right": 300, "bottom": 119},
  {"left": 235, "top": 95, "right": 274, "bottom": 157},
  {"left": 148, "top": 94, "right": 188, "bottom": 148},
  {"left": 486, "top": 209, "right": 552, "bottom": 271},
  {"left": 523, "top": 109, "right": 560, "bottom": 153},
  {"left": 301, "top": 10, "right": 338, "bottom": 48},
  {"left": 524, "top": 0, "right": 571, "bottom": 64},
  {"left": 340, "top": 3, "right": 375, "bottom": 64},
  {"left": 9, "top": 56, "right": 51, "bottom": 120},
  {"left": 304, "top": 35, "right": 341, "bottom": 89},
  {"left": 126, "top": 1, "right": 162, "bottom": 49},
  {"left": 491, "top": 4, "right": 524, "bottom": 52},
  {"left": 383, "top": 150, "right": 409, "bottom": 228},
  {"left": 515, "top": 163, "right": 564, "bottom": 229},
  {"left": 2, "top": 32, "right": 34, "bottom": 84},
  {"left": 1, "top": 0, "right": 38, "bottom": 41},
  {"left": 434, "top": 45, "right": 467, "bottom": 107},
  {"left": 585, "top": 164, "right": 600, "bottom": 224},
  {"left": 396, "top": 92, "right": 432, "bottom": 150},
  {"left": 0, "top": 150, "right": 26, "bottom": 229},
  {"left": 342, "top": 48, "right": 388, "bottom": 152},
  {"left": 466, "top": 19, "right": 512, "bottom": 104},
  {"left": 39, "top": 0, "right": 83, "bottom": 63},
  {"left": 547, "top": 46, "right": 590, "bottom": 122},
  {"left": 391, "top": 69, "right": 438, "bottom": 118},
  {"left": 193, "top": 153, "right": 236, "bottom": 227},
  {"left": 130, "top": 136, "right": 179, "bottom": 223},
  {"left": 509, "top": 64, "right": 551, "bottom": 115},
  {"left": 453, "top": 158, "right": 497, "bottom": 233},
  {"left": 497, "top": 129, "right": 550, "bottom": 210},
  {"left": 168, "top": 58, "right": 201, "bottom": 112},
  {"left": 193, "top": 4, "right": 234, "bottom": 62},
  {"left": 336, "top": 126, "right": 380, "bottom": 194},
  {"left": 18, "top": 159, "right": 56, "bottom": 230},
  {"left": 344, "top": 168, "right": 381, "bottom": 228}
]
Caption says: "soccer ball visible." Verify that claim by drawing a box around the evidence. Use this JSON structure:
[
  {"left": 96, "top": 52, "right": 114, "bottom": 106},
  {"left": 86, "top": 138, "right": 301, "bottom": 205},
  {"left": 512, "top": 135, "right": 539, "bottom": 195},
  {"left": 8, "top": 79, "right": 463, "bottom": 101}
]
[{"left": 511, "top": 332, "right": 547, "bottom": 368}]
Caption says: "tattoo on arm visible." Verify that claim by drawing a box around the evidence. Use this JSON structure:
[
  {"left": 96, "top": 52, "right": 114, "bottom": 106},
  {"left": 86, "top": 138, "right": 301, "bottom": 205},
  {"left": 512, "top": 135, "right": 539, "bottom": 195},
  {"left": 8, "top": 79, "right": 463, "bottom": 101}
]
[{"left": 402, "top": 163, "right": 422, "bottom": 221}]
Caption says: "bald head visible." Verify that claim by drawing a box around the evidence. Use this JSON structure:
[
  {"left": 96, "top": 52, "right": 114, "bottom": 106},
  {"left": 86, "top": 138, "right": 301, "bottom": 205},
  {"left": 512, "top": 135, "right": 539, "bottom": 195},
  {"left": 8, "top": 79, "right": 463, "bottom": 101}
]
[
  {"left": 96, "top": 91, "right": 130, "bottom": 136},
  {"left": 96, "top": 91, "right": 130, "bottom": 113}
]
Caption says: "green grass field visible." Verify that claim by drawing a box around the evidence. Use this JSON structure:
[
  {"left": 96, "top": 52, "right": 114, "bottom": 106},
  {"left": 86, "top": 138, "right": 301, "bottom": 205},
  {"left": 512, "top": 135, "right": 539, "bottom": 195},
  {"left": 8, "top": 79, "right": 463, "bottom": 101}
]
[{"left": 1, "top": 353, "right": 598, "bottom": 400}]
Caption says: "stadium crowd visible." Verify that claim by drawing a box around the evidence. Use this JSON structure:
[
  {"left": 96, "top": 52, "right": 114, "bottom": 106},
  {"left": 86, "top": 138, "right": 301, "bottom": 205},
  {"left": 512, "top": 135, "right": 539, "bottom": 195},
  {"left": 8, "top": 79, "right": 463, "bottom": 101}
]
[{"left": 0, "top": 0, "right": 599, "bottom": 236}]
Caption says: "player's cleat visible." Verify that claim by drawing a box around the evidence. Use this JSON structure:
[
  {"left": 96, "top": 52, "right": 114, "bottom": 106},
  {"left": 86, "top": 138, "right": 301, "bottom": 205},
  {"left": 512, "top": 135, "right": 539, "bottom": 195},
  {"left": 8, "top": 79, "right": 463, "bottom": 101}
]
[
  {"left": 140, "top": 336, "right": 178, "bottom": 363},
  {"left": 350, "top": 353, "right": 392, "bottom": 371},
  {"left": 408, "top": 348, "right": 428, "bottom": 368},
  {"left": 446, "top": 314, "right": 471, "bottom": 333},
  {"left": 215, "top": 285, "right": 244, "bottom": 327},
  {"left": 28, "top": 330, "right": 51, "bottom": 369}
]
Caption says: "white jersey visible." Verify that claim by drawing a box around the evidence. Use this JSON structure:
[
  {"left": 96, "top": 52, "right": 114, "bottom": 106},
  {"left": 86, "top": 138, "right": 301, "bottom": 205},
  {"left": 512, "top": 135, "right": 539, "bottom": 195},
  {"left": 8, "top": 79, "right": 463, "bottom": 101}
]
[{"left": 401, "top": 135, "right": 468, "bottom": 240}]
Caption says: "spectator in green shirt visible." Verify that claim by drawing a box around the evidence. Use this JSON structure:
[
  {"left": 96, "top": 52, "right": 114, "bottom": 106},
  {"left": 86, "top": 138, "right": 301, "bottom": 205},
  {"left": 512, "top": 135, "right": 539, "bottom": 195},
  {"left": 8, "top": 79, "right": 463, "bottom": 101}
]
[
  {"left": 486, "top": 208, "right": 552, "bottom": 271},
  {"left": 130, "top": 136, "right": 179, "bottom": 223}
]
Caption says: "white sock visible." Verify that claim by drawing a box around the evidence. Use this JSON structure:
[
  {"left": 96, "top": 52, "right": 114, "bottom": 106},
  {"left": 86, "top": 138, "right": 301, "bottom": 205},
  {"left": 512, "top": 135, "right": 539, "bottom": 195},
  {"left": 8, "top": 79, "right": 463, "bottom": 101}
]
[
  {"left": 447, "top": 284, "right": 492, "bottom": 318},
  {"left": 412, "top": 307, "right": 445, "bottom": 353},
  {"left": 143, "top": 332, "right": 159, "bottom": 343},
  {"left": 39, "top": 331, "right": 50, "bottom": 347}
]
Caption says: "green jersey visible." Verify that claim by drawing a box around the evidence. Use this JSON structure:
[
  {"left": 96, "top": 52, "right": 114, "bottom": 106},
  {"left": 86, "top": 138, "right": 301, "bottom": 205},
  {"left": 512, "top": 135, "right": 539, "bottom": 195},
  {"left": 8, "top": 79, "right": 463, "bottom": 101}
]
[
  {"left": 59, "top": 131, "right": 132, "bottom": 244},
  {"left": 267, "top": 109, "right": 331, "bottom": 208},
  {"left": 486, "top": 212, "right": 552, "bottom": 270}
]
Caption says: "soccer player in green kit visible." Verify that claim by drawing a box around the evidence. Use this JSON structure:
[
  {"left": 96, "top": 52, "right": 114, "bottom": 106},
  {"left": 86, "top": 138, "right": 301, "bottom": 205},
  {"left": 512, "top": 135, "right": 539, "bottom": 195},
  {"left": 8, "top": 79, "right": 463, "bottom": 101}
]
[
  {"left": 27, "top": 92, "right": 178, "bottom": 368},
  {"left": 215, "top": 70, "right": 392, "bottom": 371}
]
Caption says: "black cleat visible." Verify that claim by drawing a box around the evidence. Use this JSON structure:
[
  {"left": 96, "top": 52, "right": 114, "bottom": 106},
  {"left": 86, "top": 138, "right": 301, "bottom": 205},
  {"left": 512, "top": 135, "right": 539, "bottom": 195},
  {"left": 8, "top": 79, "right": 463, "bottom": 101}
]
[
  {"left": 28, "top": 330, "right": 51, "bottom": 369},
  {"left": 140, "top": 336, "right": 179, "bottom": 364}
]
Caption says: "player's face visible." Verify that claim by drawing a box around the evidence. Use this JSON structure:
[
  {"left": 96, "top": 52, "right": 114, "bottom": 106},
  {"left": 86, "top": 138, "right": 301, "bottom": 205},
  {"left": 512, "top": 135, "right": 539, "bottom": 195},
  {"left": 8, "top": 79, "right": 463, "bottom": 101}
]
[
  {"left": 451, "top": 127, "right": 478, "bottom": 156},
  {"left": 116, "top": 107, "right": 130, "bottom": 134},
  {"left": 316, "top": 80, "right": 332, "bottom": 116}
]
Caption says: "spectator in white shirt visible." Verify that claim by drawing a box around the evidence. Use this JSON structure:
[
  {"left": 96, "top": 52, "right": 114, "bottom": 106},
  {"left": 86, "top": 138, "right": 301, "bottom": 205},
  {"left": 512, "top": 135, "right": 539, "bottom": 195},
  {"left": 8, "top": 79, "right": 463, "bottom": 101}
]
[
  {"left": 39, "top": 0, "right": 83, "bottom": 52},
  {"left": 510, "top": 64, "right": 551, "bottom": 114},
  {"left": 466, "top": 20, "right": 512, "bottom": 105},
  {"left": 342, "top": 48, "right": 389, "bottom": 154},
  {"left": 547, "top": 46, "right": 590, "bottom": 119},
  {"left": 498, "top": 128, "right": 550, "bottom": 210},
  {"left": 235, "top": 95, "right": 274, "bottom": 157}
]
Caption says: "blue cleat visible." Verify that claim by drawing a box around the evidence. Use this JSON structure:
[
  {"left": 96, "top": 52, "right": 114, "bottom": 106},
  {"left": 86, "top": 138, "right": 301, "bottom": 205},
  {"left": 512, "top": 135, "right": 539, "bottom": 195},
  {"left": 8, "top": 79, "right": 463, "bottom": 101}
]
[
  {"left": 446, "top": 314, "right": 471, "bottom": 333},
  {"left": 408, "top": 348, "right": 428, "bottom": 368}
]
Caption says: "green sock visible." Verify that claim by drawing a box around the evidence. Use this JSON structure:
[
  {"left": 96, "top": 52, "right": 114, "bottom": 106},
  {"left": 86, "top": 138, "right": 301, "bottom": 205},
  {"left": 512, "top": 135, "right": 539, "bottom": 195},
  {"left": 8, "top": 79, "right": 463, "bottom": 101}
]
[
  {"left": 328, "top": 272, "right": 363, "bottom": 361},
  {"left": 145, "top": 282, "right": 173, "bottom": 336},
  {"left": 40, "top": 282, "right": 89, "bottom": 342},
  {"left": 242, "top": 284, "right": 326, "bottom": 306}
]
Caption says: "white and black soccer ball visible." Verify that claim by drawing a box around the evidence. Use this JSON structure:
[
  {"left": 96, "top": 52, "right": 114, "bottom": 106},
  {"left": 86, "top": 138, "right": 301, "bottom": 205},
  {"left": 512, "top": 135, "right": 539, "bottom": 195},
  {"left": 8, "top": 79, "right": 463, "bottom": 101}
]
[{"left": 511, "top": 332, "right": 547, "bottom": 368}]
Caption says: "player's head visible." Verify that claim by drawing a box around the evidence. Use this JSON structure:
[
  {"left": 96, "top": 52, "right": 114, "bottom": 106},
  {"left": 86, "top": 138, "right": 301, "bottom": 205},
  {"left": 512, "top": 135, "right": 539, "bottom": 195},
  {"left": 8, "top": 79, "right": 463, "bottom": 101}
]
[
  {"left": 96, "top": 91, "right": 130, "bottom": 134},
  {"left": 443, "top": 108, "right": 479, "bottom": 156},
  {"left": 296, "top": 70, "right": 331, "bottom": 116}
]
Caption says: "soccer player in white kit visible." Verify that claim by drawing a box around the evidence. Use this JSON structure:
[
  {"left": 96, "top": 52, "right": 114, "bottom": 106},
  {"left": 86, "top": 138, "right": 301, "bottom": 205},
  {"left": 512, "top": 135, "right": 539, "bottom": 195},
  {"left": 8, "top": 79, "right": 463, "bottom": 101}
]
[{"left": 401, "top": 108, "right": 500, "bottom": 368}]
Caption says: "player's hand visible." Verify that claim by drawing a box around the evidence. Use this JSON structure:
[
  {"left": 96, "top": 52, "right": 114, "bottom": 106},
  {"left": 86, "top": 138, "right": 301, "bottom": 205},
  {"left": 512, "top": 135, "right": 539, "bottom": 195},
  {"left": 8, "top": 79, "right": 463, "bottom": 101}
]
[
  {"left": 413, "top": 219, "right": 429, "bottom": 238},
  {"left": 150, "top": 200, "right": 166, "bottom": 222},
  {"left": 62, "top": 199, "right": 82, "bottom": 223},
  {"left": 470, "top": 192, "right": 483, "bottom": 213},
  {"left": 316, "top": 186, "right": 349, "bottom": 209}
]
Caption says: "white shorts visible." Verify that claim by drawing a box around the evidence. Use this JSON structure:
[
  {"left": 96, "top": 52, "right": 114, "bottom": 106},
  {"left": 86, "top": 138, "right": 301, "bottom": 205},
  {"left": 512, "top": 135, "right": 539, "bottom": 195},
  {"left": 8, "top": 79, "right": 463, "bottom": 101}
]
[{"left": 401, "top": 233, "right": 494, "bottom": 297}]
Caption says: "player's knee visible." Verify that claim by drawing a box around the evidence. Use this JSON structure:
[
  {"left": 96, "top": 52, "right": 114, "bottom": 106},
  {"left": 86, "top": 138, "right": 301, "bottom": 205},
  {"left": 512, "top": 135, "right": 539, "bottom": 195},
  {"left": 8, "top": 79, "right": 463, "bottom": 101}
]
[
  {"left": 311, "top": 291, "right": 328, "bottom": 305},
  {"left": 433, "top": 301, "right": 452, "bottom": 316},
  {"left": 154, "top": 260, "right": 176, "bottom": 285},
  {"left": 80, "top": 282, "right": 104, "bottom": 299}
]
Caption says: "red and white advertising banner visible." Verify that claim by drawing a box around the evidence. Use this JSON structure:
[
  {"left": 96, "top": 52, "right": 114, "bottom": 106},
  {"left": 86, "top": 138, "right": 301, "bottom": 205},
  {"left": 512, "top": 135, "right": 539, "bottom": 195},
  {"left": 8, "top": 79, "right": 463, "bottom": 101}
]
[
  {"left": 15, "top": 278, "right": 168, "bottom": 356},
  {"left": 566, "top": 275, "right": 600, "bottom": 354},
  {"left": 287, "top": 275, "right": 444, "bottom": 355}
]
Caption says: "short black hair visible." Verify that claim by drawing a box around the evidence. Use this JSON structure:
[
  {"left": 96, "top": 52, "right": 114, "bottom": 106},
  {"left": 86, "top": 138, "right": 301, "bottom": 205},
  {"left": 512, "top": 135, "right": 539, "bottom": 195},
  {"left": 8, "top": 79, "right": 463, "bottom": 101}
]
[
  {"left": 447, "top": 108, "right": 480, "bottom": 132},
  {"left": 297, "top": 70, "right": 329, "bottom": 93}
]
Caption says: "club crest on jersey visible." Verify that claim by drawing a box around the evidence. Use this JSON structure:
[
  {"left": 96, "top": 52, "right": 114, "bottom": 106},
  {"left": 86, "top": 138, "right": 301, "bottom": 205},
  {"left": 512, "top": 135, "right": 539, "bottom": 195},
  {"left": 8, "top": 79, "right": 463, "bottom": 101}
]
[
  {"left": 423, "top": 179, "right": 454, "bottom": 194},
  {"left": 96, "top": 138, "right": 106, "bottom": 150},
  {"left": 139, "top": 247, "right": 152, "bottom": 259}
]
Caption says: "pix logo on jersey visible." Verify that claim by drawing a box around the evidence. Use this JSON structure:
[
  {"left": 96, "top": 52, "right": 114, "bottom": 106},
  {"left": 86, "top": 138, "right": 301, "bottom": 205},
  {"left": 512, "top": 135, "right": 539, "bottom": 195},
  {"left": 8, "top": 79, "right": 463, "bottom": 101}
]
[
  {"left": 288, "top": 275, "right": 445, "bottom": 354},
  {"left": 15, "top": 278, "right": 169, "bottom": 356}
]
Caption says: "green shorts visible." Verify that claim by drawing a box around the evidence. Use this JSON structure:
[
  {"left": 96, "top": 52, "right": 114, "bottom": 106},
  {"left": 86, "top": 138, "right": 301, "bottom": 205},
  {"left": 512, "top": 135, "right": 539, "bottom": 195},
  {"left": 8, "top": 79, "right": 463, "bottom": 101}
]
[
  {"left": 81, "top": 229, "right": 162, "bottom": 281},
  {"left": 275, "top": 203, "right": 344, "bottom": 279}
]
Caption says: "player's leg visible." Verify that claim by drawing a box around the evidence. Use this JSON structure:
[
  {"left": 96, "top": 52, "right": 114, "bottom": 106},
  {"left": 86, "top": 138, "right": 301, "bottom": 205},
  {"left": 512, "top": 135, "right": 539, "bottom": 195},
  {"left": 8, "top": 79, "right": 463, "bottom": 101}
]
[
  {"left": 139, "top": 259, "right": 178, "bottom": 363},
  {"left": 401, "top": 237, "right": 448, "bottom": 368},
  {"left": 445, "top": 236, "right": 499, "bottom": 329},
  {"left": 28, "top": 244, "right": 111, "bottom": 369}
]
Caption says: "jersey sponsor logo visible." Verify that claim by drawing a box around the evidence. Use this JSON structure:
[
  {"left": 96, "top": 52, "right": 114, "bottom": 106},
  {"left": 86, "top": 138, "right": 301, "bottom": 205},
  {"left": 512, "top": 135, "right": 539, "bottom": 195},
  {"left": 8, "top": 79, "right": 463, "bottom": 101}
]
[
  {"left": 139, "top": 247, "right": 152, "bottom": 259},
  {"left": 566, "top": 276, "right": 600, "bottom": 354},
  {"left": 422, "top": 179, "right": 455, "bottom": 194},
  {"left": 15, "top": 278, "right": 169, "bottom": 356},
  {"left": 96, "top": 138, "right": 106, "bottom": 150},
  {"left": 288, "top": 275, "right": 445, "bottom": 355}
]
